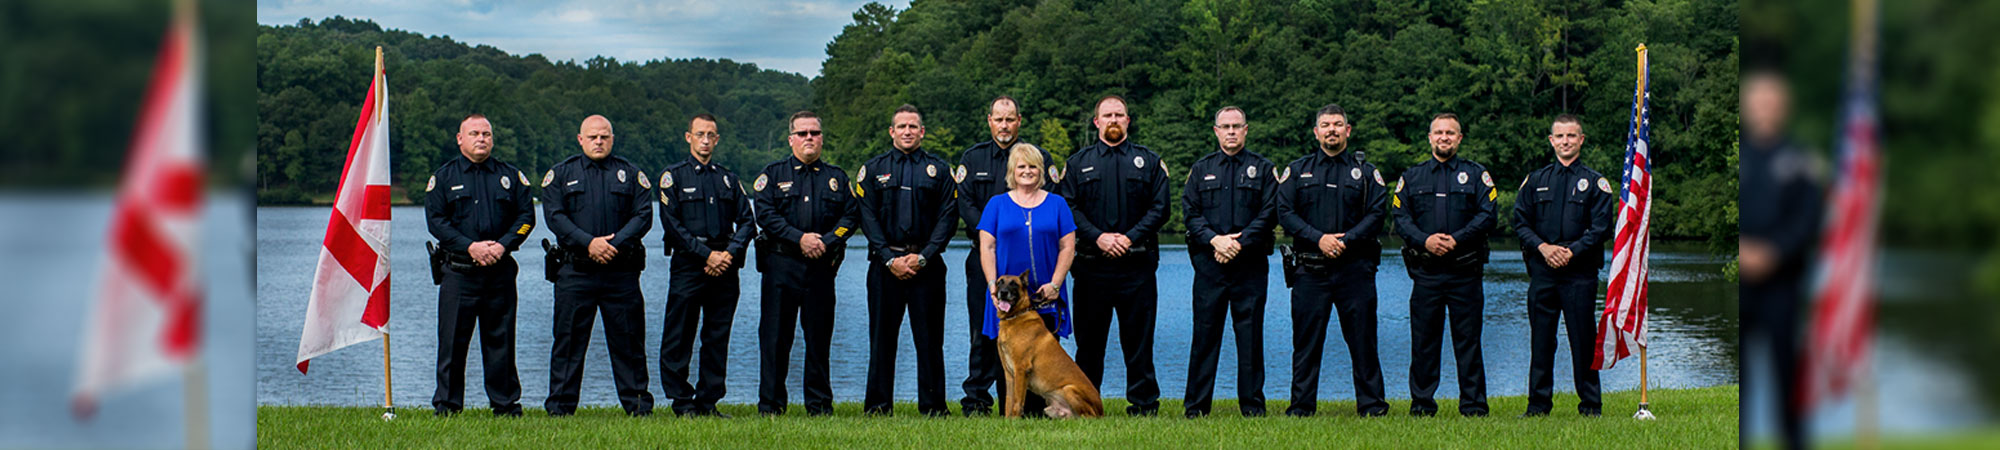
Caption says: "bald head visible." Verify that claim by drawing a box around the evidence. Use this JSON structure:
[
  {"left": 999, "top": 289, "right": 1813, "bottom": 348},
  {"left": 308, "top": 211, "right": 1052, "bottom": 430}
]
[{"left": 577, "top": 115, "right": 615, "bottom": 160}]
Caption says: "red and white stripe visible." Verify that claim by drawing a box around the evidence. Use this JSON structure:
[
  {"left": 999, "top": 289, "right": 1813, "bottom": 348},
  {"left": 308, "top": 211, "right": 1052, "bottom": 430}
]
[
  {"left": 295, "top": 52, "right": 393, "bottom": 374},
  {"left": 1804, "top": 94, "right": 1880, "bottom": 408},
  {"left": 1594, "top": 49, "right": 1652, "bottom": 371},
  {"left": 72, "top": 10, "right": 205, "bottom": 417}
]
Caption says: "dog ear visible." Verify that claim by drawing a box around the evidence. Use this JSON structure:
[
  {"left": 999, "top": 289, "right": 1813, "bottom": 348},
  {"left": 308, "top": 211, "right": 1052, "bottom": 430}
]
[{"left": 1018, "top": 268, "right": 1032, "bottom": 280}]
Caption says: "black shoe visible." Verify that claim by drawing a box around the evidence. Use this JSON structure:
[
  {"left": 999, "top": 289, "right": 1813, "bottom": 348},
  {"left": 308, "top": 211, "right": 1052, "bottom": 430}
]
[
  {"left": 922, "top": 409, "right": 951, "bottom": 418},
  {"left": 1184, "top": 409, "right": 1209, "bottom": 419},
  {"left": 1241, "top": 409, "right": 1267, "bottom": 418},
  {"left": 433, "top": 408, "right": 460, "bottom": 417},
  {"left": 808, "top": 410, "right": 834, "bottom": 417},
  {"left": 1409, "top": 408, "right": 1437, "bottom": 417},
  {"left": 963, "top": 407, "right": 991, "bottom": 417},
  {"left": 1460, "top": 411, "right": 1489, "bottom": 418},
  {"left": 1579, "top": 409, "right": 1602, "bottom": 417},
  {"left": 1126, "top": 406, "right": 1159, "bottom": 416},
  {"left": 1359, "top": 409, "right": 1388, "bottom": 417},
  {"left": 547, "top": 410, "right": 574, "bottom": 417},
  {"left": 1519, "top": 410, "right": 1550, "bottom": 418},
  {"left": 1284, "top": 409, "right": 1315, "bottom": 417}
]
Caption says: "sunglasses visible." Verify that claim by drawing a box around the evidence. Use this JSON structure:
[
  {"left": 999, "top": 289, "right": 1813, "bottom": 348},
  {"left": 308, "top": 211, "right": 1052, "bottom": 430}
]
[{"left": 791, "top": 130, "right": 823, "bottom": 137}]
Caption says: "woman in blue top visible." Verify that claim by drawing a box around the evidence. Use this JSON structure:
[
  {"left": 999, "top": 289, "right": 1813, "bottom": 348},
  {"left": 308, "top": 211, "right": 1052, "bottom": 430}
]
[{"left": 979, "top": 143, "right": 1075, "bottom": 340}]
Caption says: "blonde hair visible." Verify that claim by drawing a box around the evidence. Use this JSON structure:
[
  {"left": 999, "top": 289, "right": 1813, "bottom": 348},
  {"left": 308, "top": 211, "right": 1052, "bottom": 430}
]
[{"left": 1005, "top": 142, "right": 1046, "bottom": 190}]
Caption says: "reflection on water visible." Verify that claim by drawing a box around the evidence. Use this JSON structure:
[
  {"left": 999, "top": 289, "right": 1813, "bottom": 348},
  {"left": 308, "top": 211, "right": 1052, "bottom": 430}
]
[{"left": 257, "top": 206, "right": 1741, "bottom": 408}]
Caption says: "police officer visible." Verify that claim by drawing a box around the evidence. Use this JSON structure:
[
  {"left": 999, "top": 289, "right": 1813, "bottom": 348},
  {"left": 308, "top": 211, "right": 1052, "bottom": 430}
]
[
  {"left": 541, "top": 114, "right": 654, "bottom": 417},
  {"left": 754, "top": 111, "right": 860, "bottom": 416},
  {"left": 1514, "top": 114, "right": 1614, "bottom": 417},
  {"left": 1179, "top": 106, "right": 1276, "bottom": 418},
  {"left": 955, "top": 95, "right": 1057, "bottom": 416},
  {"left": 656, "top": 113, "right": 755, "bottom": 418},
  {"left": 1739, "top": 69, "right": 1821, "bottom": 448},
  {"left": 1056, "top": 94, "right": 1168, "bottom": 416},
  {"left": 1391, "top": 113, "right": 1496, "bottom": 417},
  {"left": 855, "top": 104, "right": 958, "bottom": 416},
  {"left": 424, "top": 114, "right": 534, "bottom": 417},
  {"left": 1279, "top": 104, "right": 1389, "bottom": 417}
]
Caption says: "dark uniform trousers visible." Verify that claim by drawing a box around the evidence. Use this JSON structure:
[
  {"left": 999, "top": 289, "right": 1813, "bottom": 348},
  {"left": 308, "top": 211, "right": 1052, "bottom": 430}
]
[
  {"left": 1072, "top": 262, "right": 1162, "bottom": 414},
  {"left": 1407, "top": 265, "right": 1489, "bottom": 415},
  {"left": 546, "top": 265, "right": 653, "bottom": 416},
  {"left": 1288, "top": 262, "right": 1386, "bottom": 416},
  {"left": 757, "top": 253, "right": 839, "bottom": 415},
  {"left": 433, "top": 256, "right": 522, "bottom": 415},
  {"left": 1184, "top": 255, "right": 1267, "bottom": 416},
  {"left": 1525, "top": 269, "right": 1601, "bottom": 413},
  {"left": 659, "top": 255, "right": 739, "bottom": 414},
  {"left": 863, "top": 261, "right": 949, "bottom": 415}
]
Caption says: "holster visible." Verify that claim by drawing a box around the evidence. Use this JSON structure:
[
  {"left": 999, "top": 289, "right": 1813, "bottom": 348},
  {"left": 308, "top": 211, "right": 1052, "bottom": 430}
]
[
  {"left": 540, "top": 238, "right": 567, "bottom": 282},
  {"left": 426, "top": 241, "right": 444, "bottom": 285},
  {"left": 1278, "top": 245, "right": 1298, "bottom": 288},
  {"left": 1401, "top": 244, "right": 1487, "bottom": 271}
]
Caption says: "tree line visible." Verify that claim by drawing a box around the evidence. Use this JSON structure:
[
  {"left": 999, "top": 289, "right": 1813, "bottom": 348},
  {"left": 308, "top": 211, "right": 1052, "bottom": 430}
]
[
  {"left": 256, "top": 16, "right": 812, "bottom": 205},
  {"left": 810, "top": 0, "right": 1737, "bottom": 244}
]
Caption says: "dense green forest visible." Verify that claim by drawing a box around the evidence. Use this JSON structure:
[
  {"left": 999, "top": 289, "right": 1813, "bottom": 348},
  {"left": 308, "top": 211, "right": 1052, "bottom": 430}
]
[
  {"left": 253, "top": 1, "right": 1737, "bottom": 242},
  {"left": 810, "top": 0, "right": 1738, "bottom": 243},
  {"left": 255, "top": 16, "right": 812, "bottom": 204},
  {"left": 0, "top": 0, "right": 255, "bottom": 187}
]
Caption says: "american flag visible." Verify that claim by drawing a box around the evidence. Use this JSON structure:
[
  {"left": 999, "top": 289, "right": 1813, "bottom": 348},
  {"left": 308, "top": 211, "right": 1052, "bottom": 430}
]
[
  {"left": 1805, "top": 1, "right": 1881, "bottom": 408},
  {"left": 1593, "top": 45, "right": 1652, "bottom": 371}
]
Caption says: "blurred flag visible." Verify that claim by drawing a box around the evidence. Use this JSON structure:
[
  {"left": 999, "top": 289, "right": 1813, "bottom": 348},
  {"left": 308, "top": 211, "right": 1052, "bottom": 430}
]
[
  {"left": 1594, "top": 45, "right": 1652, "bottom": 371},
  {"left": 70, "top": 5, "right": 204, "bottom": 419},
  {"left": 1804, "top": 0, "right": 1881, "bottom": 409},
  {"left": 295, "top": 49, "right": 392, "bottom": 374}
]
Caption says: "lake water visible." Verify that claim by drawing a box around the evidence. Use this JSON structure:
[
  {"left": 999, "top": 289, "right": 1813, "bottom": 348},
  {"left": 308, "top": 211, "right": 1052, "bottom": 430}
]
[{"left": 256, "top": 205, "right": 1740, "bottom": 409}]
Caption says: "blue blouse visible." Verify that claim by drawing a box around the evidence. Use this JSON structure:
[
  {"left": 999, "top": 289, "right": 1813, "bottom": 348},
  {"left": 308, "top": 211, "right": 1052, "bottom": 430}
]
[{"left": 978, "top": 192, "right": 1075, "bottom": 339}]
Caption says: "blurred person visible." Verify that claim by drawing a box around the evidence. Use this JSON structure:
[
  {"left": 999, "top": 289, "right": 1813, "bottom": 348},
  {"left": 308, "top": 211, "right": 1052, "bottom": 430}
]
[
  {"left": 1055, "top": 95, "right": 1171, "bottom": 416},
  {"left": 1511, "top": 114, "right": 1615, "bottom": 417},
  {"left": 540, "top": 114, "right": 655, "bottom": 416},
  {"left": 1180, "top": 106, "right": 1278, "bottom": 418},
  {"left": 753, "top": 111, "right": 860, "bottom": 416},
  {"left": 1740, "top": 68, "right": 1822, "bottom": 449},
  {"left": 423, "top": 114, "right": 534, "bottom": 417},
  {"left": 654, "top": 113, "right": 754, "bottom": 418},
  {"left": 855, "top": 104, "right": 958, "bottom": 416},
  {"left": 1391, "top": 113, "right": 1497, "bottom": 417},
  {"left": 955, "top": 96, "right": 1057, "bottom": 416},
  {"left": 1279, "top": 104, "right": 1389, "bottom": 417}
]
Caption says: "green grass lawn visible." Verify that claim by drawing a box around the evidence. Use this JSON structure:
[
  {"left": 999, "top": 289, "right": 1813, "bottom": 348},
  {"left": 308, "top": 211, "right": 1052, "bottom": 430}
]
[{"left": 259, "top": 386, "right": 1736, "bottom": 448}]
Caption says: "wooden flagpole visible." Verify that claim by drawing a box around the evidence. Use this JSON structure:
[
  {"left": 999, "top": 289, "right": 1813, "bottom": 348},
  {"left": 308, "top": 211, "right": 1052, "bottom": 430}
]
[
  {"left": 375, "top": 45, "right": 396, "bottom": 422},
  {"left": 1631, "top": 42, "right": 1656, "bottom": 421}
]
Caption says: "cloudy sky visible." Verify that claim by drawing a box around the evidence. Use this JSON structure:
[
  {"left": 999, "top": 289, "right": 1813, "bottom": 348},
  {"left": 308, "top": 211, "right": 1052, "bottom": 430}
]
[{"left": 256, "top": 0, "right": 909, "bottom": 77}]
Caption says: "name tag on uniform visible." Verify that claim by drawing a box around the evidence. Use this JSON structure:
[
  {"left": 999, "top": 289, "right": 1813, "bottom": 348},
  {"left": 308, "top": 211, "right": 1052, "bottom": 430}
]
[
  {"left": 682, "top": 187, "right": 697, "bottom": 193},
  {"left": 566, "top": 180, "right": 579, "bottom": 186},
  {"left": 1536, "top": 187, "right": 1549, "bottom": 192},
  {"left": 450, "top": 185, "right": 464, "bottom": 190},
  {"left": 1435, "top": 193, "right": 1447, "bottom": 197},
  {"left": 975, "top": 172, "right": 989, "bottom": 176},
  {"left": 1080, "top": 167, "right": 1095, "bottom": 173}
]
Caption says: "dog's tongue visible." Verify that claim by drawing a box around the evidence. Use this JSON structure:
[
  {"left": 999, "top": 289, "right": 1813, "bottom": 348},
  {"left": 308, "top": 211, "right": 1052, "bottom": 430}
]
[{"left": 996, "top": 300, "right": 1012, "bottom": 313}]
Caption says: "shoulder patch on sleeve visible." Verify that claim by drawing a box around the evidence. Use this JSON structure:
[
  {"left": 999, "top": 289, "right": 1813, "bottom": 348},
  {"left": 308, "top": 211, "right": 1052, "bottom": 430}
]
[
  {"left": 1162, "top": 162, "right": 1171, "bottom": 178},
  {"left": 516, "top": 171, "right": 528, "bottom": 188},
  {"left": 1481, "top": 171, "right": 1494, "bottom": 188},
  {"left": 753, "top": 174, "right": 768, "bottom": 192},
  {"left": 541, "top": 170, "right": 554, "bottom": 187},
  {"left": 953, "top": 165, "right": 966, "bottom": 183},
  {"left": 637, "top": 170, "right": 652, "bottom": 188},
  {"left": 1373, "top": 168, "right": 1385, "bottom": 186},
  {"left": 660, "top": 171, "right": 674, "bottom": 189},
  {"left": 1394, "top": 176, "right": 1405, "bottom": 193},
  {"left": 1598, "top": 177, "right": 1615, "bottom": 194},
  {"left": 425, "top": 175, "right": 436, "bottom": 192},
  {"left": 1052, "top": 165, "right": 1066, "bottom": 184},
  {"left": 1277, "top": 166, "right": 1291, "bottom": 184}
]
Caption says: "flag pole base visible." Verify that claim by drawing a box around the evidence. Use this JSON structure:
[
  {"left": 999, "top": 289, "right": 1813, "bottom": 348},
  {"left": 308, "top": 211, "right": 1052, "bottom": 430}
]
[
  {"left": 382, "top": 407, "right": 397, "bottom": 421},
  {"left": 1633, "top": 402, "right": 1656, "bottom": 420}
]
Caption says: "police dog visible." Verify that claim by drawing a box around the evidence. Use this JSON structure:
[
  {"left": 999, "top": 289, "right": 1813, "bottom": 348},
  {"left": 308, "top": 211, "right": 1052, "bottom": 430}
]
[{"left": 992, "top": 273, "right": 1102, "bottom": 418}]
